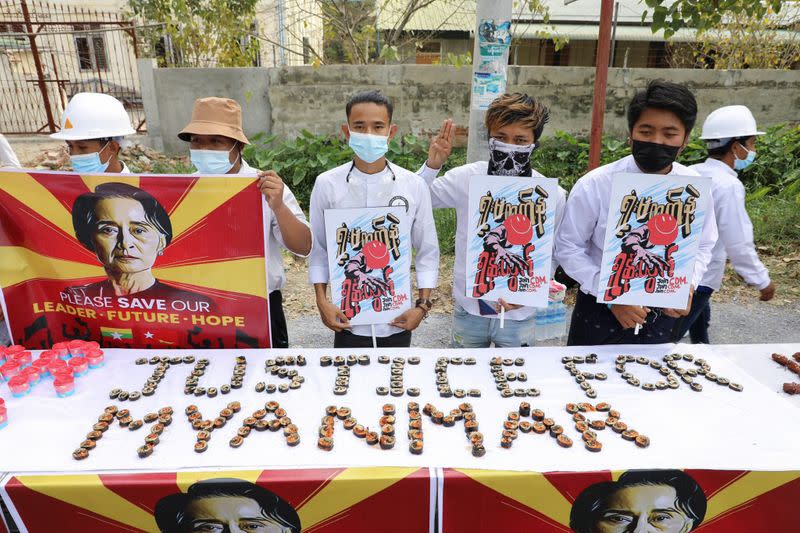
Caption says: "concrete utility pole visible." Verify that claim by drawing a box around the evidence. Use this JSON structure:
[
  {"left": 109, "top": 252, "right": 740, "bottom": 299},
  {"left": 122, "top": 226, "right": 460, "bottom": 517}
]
[
  {"left": 466, "top": 0, "right": 513, "bottom": 163},
  {"left": 588, "top": 0, "right": 615, "bottom": 170}
]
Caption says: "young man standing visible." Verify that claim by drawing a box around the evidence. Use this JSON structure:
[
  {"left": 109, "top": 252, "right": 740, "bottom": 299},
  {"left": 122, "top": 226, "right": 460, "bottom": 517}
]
[
  {"left": 308, "top": 90, "right": 439, "bottom": 348},
  {"left": 50, "top": 92, "right": 135, "bottom": 173},
  {"left": 179, "top": 97, "right": 312, "bottom": 348},
  {"left": 420, "top": 93, "right": 565, "bottom": 348},
  {"left": 555, "top": 80, "right": 718, "bottom": 346},
  {"left": 671, "top": 105, "right": 775, "bottom": 343}
]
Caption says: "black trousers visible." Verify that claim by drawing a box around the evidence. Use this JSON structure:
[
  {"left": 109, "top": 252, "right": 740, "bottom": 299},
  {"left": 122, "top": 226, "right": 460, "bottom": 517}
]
[
  {"left": 567, "top": 290, "right": 677, "bottom": 346},
  {"left": 269, "top": 290, "right": 289, "bottom": 348},
  {"left": 670, "top": 287, "right": 714, "bottom": 344},
  {"left": 334, "top": 329, "right": 412, "bottom": 348}
]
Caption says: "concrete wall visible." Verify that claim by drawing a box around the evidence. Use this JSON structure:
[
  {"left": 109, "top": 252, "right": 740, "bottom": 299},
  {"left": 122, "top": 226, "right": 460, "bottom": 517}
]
[
  {"left": 141, "top": 61, "right": 271, "bottom": 154},
  {"left": 141, "top": 63, "right": 800, "bottom": 154}
]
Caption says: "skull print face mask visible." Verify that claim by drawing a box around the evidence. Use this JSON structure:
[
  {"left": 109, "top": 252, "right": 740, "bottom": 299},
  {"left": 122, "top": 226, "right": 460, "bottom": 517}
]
[{"left": 487, "top": 138, "right": 535, "bottom": 177}]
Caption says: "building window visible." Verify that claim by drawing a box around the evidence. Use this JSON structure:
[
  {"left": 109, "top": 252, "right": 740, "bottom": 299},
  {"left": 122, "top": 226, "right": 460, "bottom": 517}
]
[
  {"left": 416, "top": 41, "right": 442, "bottom": 64},
  {"left": 74, "top": 25, "right": 108, "bottom": 71},
  {"left": 647, "top": 41, "right": 669, "bottom": 68},
  {"left": 542, "top": 40, "right": 570, "bottom": 66}
]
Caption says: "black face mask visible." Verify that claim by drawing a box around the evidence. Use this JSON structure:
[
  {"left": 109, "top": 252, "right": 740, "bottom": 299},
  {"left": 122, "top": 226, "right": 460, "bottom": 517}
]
[
  {"left": 488, "top": 138, "right": 534, "bottom": 177},
  {"left": 631, "top": 140, "right": 680, "bottom": 173}
]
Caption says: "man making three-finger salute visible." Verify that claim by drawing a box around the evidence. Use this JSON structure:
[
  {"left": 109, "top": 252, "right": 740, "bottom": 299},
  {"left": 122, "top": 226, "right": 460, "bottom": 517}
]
[{"left": 179, "top": 97, "right": 312, "bottom": 347}]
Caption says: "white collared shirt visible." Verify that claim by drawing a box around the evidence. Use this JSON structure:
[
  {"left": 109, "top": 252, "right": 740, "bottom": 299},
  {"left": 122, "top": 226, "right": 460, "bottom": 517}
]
[
  {"left": 0, "top": 134, "right": 20, "bottom": 168},
  {"left": 691, "top": 158, "right": 770, "bottom": 291},
  {"left": 420, "top": 161, "right": 566, "bottom": 321},
  {"left": 555, "top": 155, "right": 718, "bottom": 298},
  {"left": 308, "top": 161, "right": 440, "bottom": 338},
  {"left": 232, "top": 159, "right": 311, "bottom": 293}
]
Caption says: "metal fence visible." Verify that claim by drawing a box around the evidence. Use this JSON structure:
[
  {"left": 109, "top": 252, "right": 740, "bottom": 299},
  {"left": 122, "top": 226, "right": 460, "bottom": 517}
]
[{"left": 0, "top": 0, "right": 145, "bottom": 135}]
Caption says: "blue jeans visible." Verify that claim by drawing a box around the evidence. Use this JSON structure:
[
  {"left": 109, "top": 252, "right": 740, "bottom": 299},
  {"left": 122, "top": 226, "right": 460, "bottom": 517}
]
[
  {"left": 0, "top": 319, "right": 9, "bottom": 346},
  {"left": 670, "top": 286, "right": 713, "bottom": 344},
  {"left": 451, "top": 303, "right": 535, "bottom": 348}
]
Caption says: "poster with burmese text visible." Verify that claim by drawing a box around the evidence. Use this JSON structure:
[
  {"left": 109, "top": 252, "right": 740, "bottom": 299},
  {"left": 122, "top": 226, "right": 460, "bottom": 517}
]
[{"left": 0, "top": 170, "right": 271, "bottom": 349}]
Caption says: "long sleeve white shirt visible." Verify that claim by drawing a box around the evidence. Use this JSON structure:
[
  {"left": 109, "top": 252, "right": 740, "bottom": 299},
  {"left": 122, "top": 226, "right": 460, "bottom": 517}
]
[
  {"left": 691, "top": 158, "right": 770, "bottom": 291},
  {"left": 420, "top": 161, "right": 566, "bottom": 321},
  {"left": 555, "top": 155, "right": 718, "bottom": 299},
  {"left": 308, "top": 161, "right": 440, "bottom": 337},
  {"left": 0, "top": 134, "right": 21, "bottom": 168},
  {"left": 207, "top": 159, "right": 311, "bottom": 293}
]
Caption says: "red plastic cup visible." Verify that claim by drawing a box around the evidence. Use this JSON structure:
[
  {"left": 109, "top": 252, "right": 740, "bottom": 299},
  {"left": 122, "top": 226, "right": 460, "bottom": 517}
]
[
  {"left": 8, "top": 375, "right": 30, "bottom": 397},
  {"left": 52, "top": 367, "right": 73, "bottom": 381},
  {"left": 31, "top": 358, "right": 51, "bottom": 378},
  {"left": 0, "top": 402, "right": 7, "bottom": 429},
  {"left": 0, "top": 361, "right": 21, "bottom": 381},
  {"left": 86, "top": 349, "right": 104, "bottom": 369},
  {"left": 68, "top": 356, "right": 89, "bottom": 377},
  {"left": 47, "top": 359, "right": 68, "bottom": 375},
  {"left": 52, "top": 342, "right": 71, "bottom": 360},
  {"left": 11, "top": 351, "right": 32, "bottom": 367},
  {"left": 67, "top": 340, "right": 87, "bottom": 356},
  {"left": 20, "top": 366, "right": 41, "bottom": 384},
  {"left": 84, "top": 341, "right": 100, "bottom": 351},
  {"left": 38, "top": 350, "right": 56, "bottom": 362},
  {"left": 53, "top": 374, "right": 75, "bottom": 397},
  {"left": 5, "top": 345, "right": 25, "bottom": 356}
]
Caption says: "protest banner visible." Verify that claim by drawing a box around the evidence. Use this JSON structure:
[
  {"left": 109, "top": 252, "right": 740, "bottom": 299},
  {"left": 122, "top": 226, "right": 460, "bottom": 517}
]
[
  {"left": 597, "top": 172, "right": 711, "bottom": 308},
  {"left": 324, "top": 206, "right": 411, "bottom": 326},
  {"left": 466, "top": 176, "right": 559, "bottom": 307},
  {"left": 0, "top": 170, "right": 271, "bottom": 349}
]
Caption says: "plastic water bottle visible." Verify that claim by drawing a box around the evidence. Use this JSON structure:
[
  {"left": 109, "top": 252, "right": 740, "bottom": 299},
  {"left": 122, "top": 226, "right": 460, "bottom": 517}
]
[
  {"left": 549, "top": 280, "right": 568, "bottom": 342},
  {"left": 534, "top": 306, "right": 546, "bottom": 342},
  {"left": 552, "top": 301, "right": 567, "bottom": 340}
]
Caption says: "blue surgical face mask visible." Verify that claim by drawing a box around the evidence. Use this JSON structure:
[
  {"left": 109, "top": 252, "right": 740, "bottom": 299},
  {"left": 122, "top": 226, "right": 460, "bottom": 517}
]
[
  {"left": 734, "top": 144, "right": 756, "bottom": 171},
  {"left": 348, "top": 130, "right": 389, "bottom": 164},
  {"left": 190, "top": 145, "right": 238, "bottom": 174},
  {"left": 70, "top": 142, "right": 110, "bottom": 173}
]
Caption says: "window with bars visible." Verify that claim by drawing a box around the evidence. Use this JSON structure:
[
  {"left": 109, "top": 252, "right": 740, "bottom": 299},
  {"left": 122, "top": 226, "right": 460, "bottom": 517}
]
[{"left": 73, "top": 25, "right": 108, "bottom": 71}]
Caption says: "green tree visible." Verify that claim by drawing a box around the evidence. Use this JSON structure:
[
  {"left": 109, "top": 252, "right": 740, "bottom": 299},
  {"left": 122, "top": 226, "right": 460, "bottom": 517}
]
[
  {"left": 128, "top": 0, "right": 259, "bottom": 67},
  {"left": 641, "top": 0, "right": 785, "bottom": 38},
  {"left": 668, "top": 4, "right": 800, "bottom": 70}
]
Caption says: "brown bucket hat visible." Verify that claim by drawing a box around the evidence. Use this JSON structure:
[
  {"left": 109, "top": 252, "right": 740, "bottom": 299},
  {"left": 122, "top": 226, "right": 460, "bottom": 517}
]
[{"left": 178, "top": 97, "right": 249, "bottom": 144}]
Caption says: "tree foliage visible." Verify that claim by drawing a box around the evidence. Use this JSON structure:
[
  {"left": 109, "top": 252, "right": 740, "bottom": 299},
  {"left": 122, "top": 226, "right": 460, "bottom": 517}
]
[
  {"left": 127, "top": 0, "right": 259, "bottom": 67},
  {"left": 668, "top": 4, "right": 800, "bottom": 70},
  {"left": 641, "top": 0, "right": 785, "bottom": 38}
]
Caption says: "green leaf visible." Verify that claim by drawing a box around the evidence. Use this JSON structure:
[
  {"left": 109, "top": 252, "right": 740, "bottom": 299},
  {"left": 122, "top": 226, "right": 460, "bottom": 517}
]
[{"left": 746, "top": 186, "right": 773, "bottom": 202}]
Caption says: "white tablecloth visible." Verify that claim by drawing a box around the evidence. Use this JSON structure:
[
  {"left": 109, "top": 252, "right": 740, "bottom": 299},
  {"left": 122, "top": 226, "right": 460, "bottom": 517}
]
[{"left": 1, "top": 343, "right": 799, "bottom": 474}]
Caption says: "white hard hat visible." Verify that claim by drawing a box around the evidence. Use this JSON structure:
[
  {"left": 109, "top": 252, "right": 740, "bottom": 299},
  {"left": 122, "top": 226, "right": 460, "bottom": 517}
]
[
  {"left": 700, "top": 105, "right": 764, "bottom": 144},
  {"left": 50, "top": 92, "right": 135, "bottom": 140}
]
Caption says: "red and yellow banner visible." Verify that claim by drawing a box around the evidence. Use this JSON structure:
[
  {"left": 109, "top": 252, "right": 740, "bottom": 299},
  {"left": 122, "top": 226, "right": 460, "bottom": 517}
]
[
  {"left": 442, "top": 468, "right": 800, "bottom": 532},
  {"left": 1, "top": 467, "right": 432, "bottom": 532},
  {"left": 0, "top": 170, "right": 270, "bottom": 349}
]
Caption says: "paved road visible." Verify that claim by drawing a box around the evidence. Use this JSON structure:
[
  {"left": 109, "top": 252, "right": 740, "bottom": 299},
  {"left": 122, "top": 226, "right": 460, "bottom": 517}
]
[{"left": 287, "top": 301, "right": 800, "bottom": 348}]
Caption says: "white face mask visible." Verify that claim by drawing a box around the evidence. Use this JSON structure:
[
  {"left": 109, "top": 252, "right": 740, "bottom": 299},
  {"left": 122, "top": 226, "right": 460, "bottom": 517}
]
[
  {"left": 70, "top": 141, "right": 111, "bottom": 173},
  {"left": 348, "top": 129, "right": 390, "bottom": 164},
  {"left": 190, "top": 144, "right": 239, "bottom": 174}
]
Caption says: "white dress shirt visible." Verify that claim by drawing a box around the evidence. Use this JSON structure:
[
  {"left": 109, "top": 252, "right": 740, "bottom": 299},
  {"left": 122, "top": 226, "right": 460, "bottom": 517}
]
[
  {"left": 308, "top": 161, "right": 440, "bottom": 338},
  {"left": 0, "top": 134, "right": 20, "bottom": 168},
  {"left": 555, "top": 155, "right": 718, "bottom": 299},
  {"left": 691, "top": 158, "right": 770, "bottom": 291},
  {"left": 211, "top": 159, "right": 311, "bottom": 293},
  {"left": 420, "top": 161, "right": 566, "bottom": 321}
]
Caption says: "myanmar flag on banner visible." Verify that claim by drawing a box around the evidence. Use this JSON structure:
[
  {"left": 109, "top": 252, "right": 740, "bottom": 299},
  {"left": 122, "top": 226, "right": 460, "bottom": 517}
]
[{"left": 100, "top": 327, "right": 133, "bottom": 341}]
